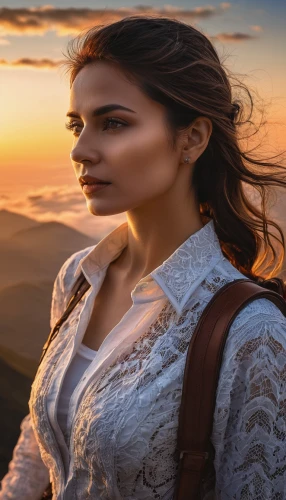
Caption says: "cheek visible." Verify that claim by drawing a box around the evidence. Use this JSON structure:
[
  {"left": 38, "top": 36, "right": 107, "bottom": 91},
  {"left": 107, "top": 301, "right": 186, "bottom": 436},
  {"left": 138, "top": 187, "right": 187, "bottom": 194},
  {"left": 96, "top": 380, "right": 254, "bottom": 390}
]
[
  {"left": 108, "top": 128, "right": 176, "bottom": 193},
  {"left": 114, "top": 154, "right": 176, "bottom": 202}
]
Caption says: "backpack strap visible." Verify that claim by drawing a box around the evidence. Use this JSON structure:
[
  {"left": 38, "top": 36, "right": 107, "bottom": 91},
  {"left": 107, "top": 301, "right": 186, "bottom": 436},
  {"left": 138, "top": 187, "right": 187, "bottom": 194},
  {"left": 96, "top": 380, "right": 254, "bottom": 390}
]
[
  {"left": 175, "top": 278, "right": 286, "bottom": 499},
  {"left": 38, "top": 271, "right": 90, "bottom": 367}
]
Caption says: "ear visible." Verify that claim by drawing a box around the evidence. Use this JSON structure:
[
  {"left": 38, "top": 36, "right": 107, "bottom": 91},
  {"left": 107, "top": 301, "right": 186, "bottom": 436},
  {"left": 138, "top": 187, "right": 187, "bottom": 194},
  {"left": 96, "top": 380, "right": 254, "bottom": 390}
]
[{"left": 179, "top": 116, "right": 213, "bottom": 164}]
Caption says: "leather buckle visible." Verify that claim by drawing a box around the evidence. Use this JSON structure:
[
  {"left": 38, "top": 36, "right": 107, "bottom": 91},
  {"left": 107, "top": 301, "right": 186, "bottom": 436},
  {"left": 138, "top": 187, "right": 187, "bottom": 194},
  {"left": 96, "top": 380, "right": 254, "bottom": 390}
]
[
  {"left": 179, "top": 450, "right": 209, "bottom": 460},
  {"left": 179, "top": 450, "right": 209, "bottom": 472}
]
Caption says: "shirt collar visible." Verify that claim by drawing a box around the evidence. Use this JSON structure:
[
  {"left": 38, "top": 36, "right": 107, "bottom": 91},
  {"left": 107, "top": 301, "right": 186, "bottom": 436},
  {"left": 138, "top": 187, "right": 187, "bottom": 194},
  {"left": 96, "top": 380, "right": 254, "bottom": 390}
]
[{"left": 74, "top": 219, "right": 224, "bottom": 315}]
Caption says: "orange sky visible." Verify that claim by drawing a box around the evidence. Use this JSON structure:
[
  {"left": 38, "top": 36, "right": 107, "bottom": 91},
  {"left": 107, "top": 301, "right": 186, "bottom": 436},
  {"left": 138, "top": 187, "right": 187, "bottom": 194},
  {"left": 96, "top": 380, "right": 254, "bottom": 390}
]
[{"left": 0, "top": 3, "right": 285, "bottom": 238}]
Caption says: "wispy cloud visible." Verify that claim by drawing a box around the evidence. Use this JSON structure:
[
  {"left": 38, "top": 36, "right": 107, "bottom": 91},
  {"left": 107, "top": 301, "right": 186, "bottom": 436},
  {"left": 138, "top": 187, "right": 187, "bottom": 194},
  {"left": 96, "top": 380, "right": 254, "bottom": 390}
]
[
  {"left": 0, "top": 184, "right": 127, "bottom": 239},
  {"left": 0, "top": 4, "right": 231, "bottom": 37},
  {"left": 212, "top": 32, "right": 257, "bottom": 42},
  {"left": 0, "top": 57, "right": 64, "bottom": 69}
]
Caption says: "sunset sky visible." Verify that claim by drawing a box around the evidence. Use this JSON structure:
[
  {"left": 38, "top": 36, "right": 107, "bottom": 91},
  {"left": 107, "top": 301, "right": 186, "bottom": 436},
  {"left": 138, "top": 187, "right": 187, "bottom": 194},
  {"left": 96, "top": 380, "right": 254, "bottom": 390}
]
[{"left": 1, "top": 0, "right": 285, "bottom": 238}]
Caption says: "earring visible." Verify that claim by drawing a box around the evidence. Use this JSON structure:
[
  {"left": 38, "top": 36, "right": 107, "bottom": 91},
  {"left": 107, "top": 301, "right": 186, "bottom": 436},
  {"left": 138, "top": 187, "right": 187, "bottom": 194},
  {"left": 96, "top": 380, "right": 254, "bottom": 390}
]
[{"left": 184, "top": 157, "right": 191, "bottom": 164}]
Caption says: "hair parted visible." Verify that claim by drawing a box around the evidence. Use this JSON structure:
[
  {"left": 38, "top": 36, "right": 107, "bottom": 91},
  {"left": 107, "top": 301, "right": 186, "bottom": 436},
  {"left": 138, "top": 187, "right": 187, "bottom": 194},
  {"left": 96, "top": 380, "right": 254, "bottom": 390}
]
[{"left": 61, "top": 15, "right": 286, "bottom": 280}]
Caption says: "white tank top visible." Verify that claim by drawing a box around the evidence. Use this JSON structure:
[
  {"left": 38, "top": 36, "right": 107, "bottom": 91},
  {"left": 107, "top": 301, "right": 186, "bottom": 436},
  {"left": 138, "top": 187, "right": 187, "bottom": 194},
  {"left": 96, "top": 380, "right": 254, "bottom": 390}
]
[{"left": 57, "top": 342, "right": 98, "bottom": 438}]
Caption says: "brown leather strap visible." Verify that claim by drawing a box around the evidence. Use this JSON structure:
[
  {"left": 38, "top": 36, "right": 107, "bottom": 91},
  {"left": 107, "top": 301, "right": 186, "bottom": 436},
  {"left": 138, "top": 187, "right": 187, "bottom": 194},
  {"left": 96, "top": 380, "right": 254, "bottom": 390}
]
[
  {"left": 40, "top": 272, "right": 90, "bottom": 498},
  {"left": 38, "top": 272, "right": 90, "bottom": 367},
  {"left": 175, "top": 278, "right": 286, "bottom": 499}
]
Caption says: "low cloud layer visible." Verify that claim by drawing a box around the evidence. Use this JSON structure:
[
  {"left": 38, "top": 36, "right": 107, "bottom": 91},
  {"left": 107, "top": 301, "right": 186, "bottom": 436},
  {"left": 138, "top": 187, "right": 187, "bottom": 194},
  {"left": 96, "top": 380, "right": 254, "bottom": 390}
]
[
  {"left": 1, "top": 182, "right": 285, "bottom": 278},
  {"left": 0, "top": 4, "right": 231, "bottom": 36},
  {"left": 212, "top": 32, "right": 257, "bottom": 42},
  {"left": 0, "top": 184, "right": 127, "bottom": 239},
  {"left": 0, "top": 57, "right": 64, "bottom": 69}
]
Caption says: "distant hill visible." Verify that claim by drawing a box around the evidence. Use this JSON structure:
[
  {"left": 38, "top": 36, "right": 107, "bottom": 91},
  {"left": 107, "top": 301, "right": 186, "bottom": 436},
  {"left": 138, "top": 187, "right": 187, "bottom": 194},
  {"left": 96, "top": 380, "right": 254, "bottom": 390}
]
[
  {"left": 10, "top": 220, "right": 96, "bottom": 251},
  {"left": 0, "top": 210, "right": 100, "bottom": 481},
  {"left": 0, "top": 281, "right": 55, "bottom": 362},
  {"left": 0, "top": 212, "right": 99, "bottom": 359},
  {"left": 0, "top": 216, "right": 98, "bottom": 288},
  {"left": 0, "top": 242, "right": 45, "bottom": 288},
  {"left": 0, "top": 209, "right": 40, "bottom": 240}
]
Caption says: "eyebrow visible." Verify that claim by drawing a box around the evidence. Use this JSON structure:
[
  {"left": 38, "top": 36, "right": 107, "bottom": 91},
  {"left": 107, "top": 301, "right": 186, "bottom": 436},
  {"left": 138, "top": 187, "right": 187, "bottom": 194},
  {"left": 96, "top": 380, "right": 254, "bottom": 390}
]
[{"left": 66, "top": 104, "right": 136, "bottom": 119}]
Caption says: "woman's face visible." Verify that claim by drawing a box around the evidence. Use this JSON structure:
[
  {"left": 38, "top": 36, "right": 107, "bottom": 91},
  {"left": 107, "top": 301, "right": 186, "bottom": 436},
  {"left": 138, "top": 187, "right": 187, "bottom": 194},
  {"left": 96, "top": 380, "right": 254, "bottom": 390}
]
[{"left": 67, "top": 61, "right": 186, "bottom": 217}]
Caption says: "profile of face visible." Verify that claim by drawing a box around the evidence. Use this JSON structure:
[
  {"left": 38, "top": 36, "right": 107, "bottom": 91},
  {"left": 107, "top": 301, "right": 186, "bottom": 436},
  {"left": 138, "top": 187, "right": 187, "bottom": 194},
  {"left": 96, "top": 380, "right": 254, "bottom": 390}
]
[{"left": 67, "top": 61, "right": 211, "bottom": 217}]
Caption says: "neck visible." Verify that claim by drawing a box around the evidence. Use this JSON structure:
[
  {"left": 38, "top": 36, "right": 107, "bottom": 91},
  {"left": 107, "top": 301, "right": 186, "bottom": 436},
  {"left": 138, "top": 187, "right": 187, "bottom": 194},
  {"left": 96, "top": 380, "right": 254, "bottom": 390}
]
[{"left": 113, "top": 183, "right": 203, "bottom": 283}]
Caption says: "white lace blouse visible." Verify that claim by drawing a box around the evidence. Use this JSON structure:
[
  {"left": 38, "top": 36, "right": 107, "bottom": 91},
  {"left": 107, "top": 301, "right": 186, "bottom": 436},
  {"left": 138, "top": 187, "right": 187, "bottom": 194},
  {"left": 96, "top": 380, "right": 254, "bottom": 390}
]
[{"left": 1, "top": 219, "right": 286, "bottom": 500}]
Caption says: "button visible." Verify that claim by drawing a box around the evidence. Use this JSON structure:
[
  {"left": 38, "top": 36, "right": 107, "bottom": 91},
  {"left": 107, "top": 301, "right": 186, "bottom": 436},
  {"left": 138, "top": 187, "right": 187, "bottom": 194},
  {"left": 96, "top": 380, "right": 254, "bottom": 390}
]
[
  {"left": 139, "top": 282, "right": 148, "bottom": 291},
  {"left": 133, "top": 282, "right": 150, "bottom": 294}
]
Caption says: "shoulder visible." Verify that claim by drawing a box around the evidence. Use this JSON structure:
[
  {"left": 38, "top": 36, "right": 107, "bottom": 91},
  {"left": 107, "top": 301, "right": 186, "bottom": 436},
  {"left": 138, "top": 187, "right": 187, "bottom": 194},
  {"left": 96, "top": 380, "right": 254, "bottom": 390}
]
[
  {"left": 216, "top": 295, "right": 286, "bottom": 401},
  {"left": 226, "top": 295, "right": 286, "bottom": 357},
  {"left": 50, "top": 244, "right": 96, "bottom": 326},
  {"left": 212, "top": 294, "right": 286, "bottom": 494},
  {"left": 206, "top": 258, "right": 286, "bottom": 390},
  {"left": 210, "top": 257, "right": 286, "bottom": 353},
  {"left": 212, "top": 293, "right": 286, "bottom": 423}
]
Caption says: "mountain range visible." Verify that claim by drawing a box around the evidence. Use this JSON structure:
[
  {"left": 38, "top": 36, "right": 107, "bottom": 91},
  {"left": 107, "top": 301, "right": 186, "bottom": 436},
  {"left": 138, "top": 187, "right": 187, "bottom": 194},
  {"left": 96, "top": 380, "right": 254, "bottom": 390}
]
[
  {"left": 0, "top": 210, "right": 97, "bottom": 289},
  {"left": 0, "top": 208, "right": 99, "bottom": 362},
  {"left": 0, "top": 209, "right": 99, "bottom": 478}
]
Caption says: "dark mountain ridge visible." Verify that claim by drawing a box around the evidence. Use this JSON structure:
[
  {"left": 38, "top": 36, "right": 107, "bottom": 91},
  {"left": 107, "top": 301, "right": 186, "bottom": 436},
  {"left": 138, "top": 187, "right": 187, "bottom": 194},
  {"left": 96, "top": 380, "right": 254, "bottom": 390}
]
[{"left": 0, "top": 356, "right": 32, "bottom": 479}]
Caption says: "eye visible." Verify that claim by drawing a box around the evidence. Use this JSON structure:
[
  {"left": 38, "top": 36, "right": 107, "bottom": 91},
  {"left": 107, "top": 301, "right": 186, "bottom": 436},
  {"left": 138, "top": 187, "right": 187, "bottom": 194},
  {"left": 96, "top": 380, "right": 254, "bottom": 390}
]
[
  {"left": 65, "top": 121, "right": 82, "bottom": 136},
  {"left": 102, "top": 118, "right": 126, "bottom": 131},
  {"left": 65, "top": 118, "right": 126, "bottom": 137}
]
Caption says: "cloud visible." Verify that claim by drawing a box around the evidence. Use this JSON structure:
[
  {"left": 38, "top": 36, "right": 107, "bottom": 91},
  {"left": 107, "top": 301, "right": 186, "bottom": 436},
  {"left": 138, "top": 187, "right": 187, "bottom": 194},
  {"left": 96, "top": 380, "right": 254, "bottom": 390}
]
[
  {"left": 250, "top": 25, "right": 263, "bottom": 32},
  {"left": 0, "top": 29, "right": 258, "bottom": 70},
  {"left": 0, "top": 3, "right": 258, "bottom": 71},
  {"left": 0, "top": 184, "right": 127, "bottom": 239},
  {"left": 0, "top": 4, "right": 231, "bottom": 37},
  {"left": 212, "top": 32, "right": 257, "bottom": 42},
  {"left": 219, "top": 2, "right": 231, "bottom": 9},
  {"left": 0, "top": 57, "right": 64, "bottom": 69}
]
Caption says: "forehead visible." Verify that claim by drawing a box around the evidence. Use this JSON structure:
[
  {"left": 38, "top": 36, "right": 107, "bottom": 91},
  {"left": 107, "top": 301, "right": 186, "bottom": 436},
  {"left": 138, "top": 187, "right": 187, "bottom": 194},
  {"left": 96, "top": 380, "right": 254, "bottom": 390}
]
[{"left": 69, "top": 61, "right": 162, "bottom": 116}]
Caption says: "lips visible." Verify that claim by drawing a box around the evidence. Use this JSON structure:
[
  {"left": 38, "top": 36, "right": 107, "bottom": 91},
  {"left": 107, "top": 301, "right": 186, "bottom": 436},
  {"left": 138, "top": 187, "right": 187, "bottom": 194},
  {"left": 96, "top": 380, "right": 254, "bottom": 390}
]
[
  {"left": 84, "top": 181, "right": 109, "bottom": 185},
  {"left": 79, "top": 174, "right": 110, "bottom": 185},
  {"left": 82, "top": 182, "right": 111, "bottom": 194}
]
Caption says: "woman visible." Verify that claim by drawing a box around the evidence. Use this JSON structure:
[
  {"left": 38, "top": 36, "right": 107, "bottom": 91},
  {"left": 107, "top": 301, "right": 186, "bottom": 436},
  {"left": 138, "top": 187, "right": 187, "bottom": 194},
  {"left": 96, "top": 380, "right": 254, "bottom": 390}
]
[{"left": 1, "top": 15, "right": 286, "bottom": 500}]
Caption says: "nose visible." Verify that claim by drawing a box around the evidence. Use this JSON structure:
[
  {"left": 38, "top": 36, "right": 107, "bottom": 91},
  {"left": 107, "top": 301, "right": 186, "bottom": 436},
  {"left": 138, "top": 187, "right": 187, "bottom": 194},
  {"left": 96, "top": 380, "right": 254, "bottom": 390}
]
[
  {"left": 70, "top": 149, "right": 82, "bottom": 163},
  {"left": 70, "top": 147, "right": 92, "bottom": 165},
  {"left": 70, "top": 133, "right": 98, "bottom": 165}
]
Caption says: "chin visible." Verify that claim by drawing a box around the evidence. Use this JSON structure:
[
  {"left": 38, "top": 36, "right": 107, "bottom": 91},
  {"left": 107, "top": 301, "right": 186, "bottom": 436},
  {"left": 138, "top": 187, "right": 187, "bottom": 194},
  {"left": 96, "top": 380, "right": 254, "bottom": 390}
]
[{"left": 86, "top": 201, "right": 126, "bottom": 217}]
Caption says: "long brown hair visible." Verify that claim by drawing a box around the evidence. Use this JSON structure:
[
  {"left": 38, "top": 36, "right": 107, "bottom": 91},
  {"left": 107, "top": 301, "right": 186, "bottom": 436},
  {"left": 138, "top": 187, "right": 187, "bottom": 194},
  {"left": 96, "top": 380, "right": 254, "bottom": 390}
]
[{"left": 61, "top": 15, "right": 286, "bottom": 280}]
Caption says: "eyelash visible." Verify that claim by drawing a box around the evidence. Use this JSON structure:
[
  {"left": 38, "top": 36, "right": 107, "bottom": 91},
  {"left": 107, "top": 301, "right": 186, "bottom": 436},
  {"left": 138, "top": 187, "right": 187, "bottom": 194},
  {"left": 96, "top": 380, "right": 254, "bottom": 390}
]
[{"left": 65, "top": 118, "right": 126, "bottom": 136}]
